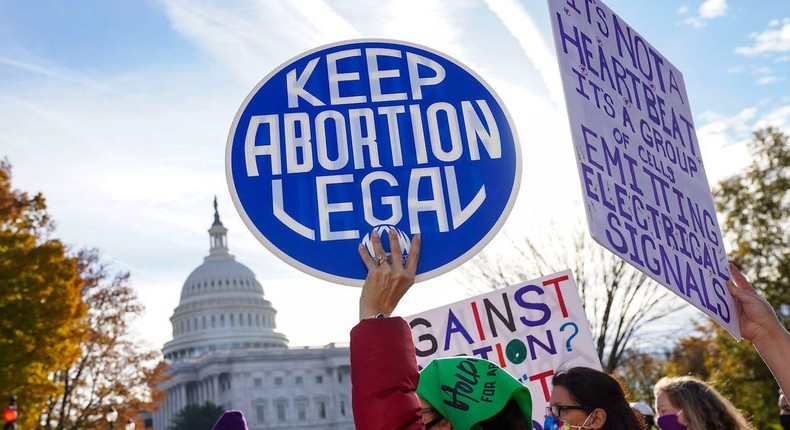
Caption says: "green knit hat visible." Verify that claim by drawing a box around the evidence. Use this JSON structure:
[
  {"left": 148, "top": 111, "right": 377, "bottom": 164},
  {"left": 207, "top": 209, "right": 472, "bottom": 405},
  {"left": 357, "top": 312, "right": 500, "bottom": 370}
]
[{"left": 416, "top": 357, "right": 533, "bottom": 430}]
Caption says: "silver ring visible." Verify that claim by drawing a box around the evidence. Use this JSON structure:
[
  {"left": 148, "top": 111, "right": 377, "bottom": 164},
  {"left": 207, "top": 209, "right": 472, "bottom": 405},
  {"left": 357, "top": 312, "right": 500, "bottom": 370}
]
[{"left": 375, "top": 256, "right": 387, "bottom": 266}]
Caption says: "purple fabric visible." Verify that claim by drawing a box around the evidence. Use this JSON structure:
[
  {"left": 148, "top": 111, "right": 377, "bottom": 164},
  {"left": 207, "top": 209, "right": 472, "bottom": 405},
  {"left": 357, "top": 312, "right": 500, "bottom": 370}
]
[
  {"left": 211, "top": 410, "right": 249, "bottom": 430},
  {"left": 657, "top": 414, "right": 687, "bottom": 430}
]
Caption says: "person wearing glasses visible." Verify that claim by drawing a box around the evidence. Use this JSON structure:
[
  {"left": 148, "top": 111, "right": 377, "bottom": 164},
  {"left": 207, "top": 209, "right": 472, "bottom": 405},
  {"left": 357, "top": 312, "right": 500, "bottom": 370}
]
[
  {"left": 544, "top": 367, "right": 644, "bottom": 430},
  {"left": 653, "top": 376, "right": 752, "bottom": 430},
  {"left": 350, "top": 229, "right": 533, "bottom": 430}
]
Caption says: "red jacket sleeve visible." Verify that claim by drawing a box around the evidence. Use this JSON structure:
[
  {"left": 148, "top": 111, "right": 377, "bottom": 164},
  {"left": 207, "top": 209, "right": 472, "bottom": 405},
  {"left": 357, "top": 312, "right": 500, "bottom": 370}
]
[{"left": 350, "top": 317, "right": 425, "bottom": 430}]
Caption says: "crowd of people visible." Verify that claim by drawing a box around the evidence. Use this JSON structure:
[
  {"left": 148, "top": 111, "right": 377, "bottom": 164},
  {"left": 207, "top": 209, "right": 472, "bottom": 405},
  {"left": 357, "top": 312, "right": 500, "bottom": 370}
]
[
  {"left": 210, "top": 228, "right": 790, "bottom": 430},
  {"left": 347, "top": 229, "right": 790, "bottom": 430}
]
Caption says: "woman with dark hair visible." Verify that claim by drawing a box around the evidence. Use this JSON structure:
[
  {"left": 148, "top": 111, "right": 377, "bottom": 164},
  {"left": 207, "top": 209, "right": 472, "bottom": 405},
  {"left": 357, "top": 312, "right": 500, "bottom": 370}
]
[{"left": 544, "top": 367, "right": 644, "bottom": 430}]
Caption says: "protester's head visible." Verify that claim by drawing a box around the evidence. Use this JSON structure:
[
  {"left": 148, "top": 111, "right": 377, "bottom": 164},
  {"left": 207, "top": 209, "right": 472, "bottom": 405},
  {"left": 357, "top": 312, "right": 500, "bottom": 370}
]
[
  {"left": 547, "top": 367, "right": 644, "bottom": 430},
  {"left": 653, "top": 376, "right": 752, "bottom": 430},
  {"left": 631, "top": 401, "right": 656, "bottom": 427},
  {"left": 210, "top": 410, "right": 248, "bottom": 430},
  {"left": 416, "top": 356, "right": 533, "bottom": 430}
]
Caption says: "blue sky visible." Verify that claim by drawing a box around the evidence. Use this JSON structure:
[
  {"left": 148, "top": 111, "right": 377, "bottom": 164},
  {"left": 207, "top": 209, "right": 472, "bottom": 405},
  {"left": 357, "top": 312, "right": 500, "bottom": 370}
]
[{"left": 1, "top": 0, "right": 788, "bottom": 351}]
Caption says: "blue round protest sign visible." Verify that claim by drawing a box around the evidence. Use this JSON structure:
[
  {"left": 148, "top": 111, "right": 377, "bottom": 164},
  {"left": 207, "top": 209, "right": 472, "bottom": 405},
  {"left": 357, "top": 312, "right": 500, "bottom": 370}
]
[{"left": 227, "top": 39, "right": 520, "bottom": 286}]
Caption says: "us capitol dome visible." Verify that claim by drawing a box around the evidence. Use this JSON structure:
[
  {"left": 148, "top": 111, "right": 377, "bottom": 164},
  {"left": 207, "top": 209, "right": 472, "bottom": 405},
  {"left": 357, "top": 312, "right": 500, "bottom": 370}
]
[
  {"left": 163, "top": 200, "right": 289, "bottom": 360},
  {"left": 154, "top": 200, "right": 353, "bottom": 430}
]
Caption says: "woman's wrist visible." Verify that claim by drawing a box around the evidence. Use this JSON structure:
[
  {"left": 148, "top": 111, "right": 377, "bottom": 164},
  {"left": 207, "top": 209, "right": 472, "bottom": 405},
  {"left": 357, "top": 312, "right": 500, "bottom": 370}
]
[
  {"left": 359, "top": 299, "right": 387, "bottom": 321},
  {"left": 752, "top": 318, "right": 787, "bottom": 348}
]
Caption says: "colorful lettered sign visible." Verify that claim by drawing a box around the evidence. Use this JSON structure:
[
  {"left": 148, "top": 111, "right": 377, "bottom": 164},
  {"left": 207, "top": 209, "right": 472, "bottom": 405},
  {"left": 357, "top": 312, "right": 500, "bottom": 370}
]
[
  {"left": 407, "top": 271, "right": 601, "bottom": 428},
  {"left": 227, "top": 39, "right": 520, "bottom": 286},
  {"left": 548, "top": 0, "right": 740, "bottom": 337}
]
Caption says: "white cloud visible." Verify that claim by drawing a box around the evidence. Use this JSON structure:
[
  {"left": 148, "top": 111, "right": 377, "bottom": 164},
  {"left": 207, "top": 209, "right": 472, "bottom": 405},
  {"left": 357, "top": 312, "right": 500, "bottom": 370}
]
[
  {"left": 734, "top": 17, "right": 790, "bottom": 57},
  {"left": 699, "top": 0, "right": 727, "bottom": 19},
  {"left": 696, "top": 104, "right": 790, "bottom": 185},
  {"left": 682, "top": 0, "right": 728, "bottom": 28},
  {"left": 483, "top": 0, "right": 564, "bottom": 109},
  {"left": 374, "top": 0, "right": 466, "bottom": 53},
  {"left": 755, "top": 75, "right": 780, "bottom": 85},
  {"left": 4, "top": 0, "right": 787, "bottom": 351},
  {"left": 677, "top": 5, "right": 689, "bottom": 15},
  {"left": 682, "top": 18, "right": 705, "bottom": 29},
  {"left": 159, "top": 0, "right": 361, "bottom": 86},
  {"left": 0, "top": 0, "right": 565, "bottom": 349},
  {"left": 0, "top": 56, "right": 123, "bottom": 95},
  {"left": 754, "top": 104, "right": 790, "bottom": 131},
  {"left": 724, "top": 63, "right": 781, "bottom": 84},
  {"left": 696, "top": 109, "right": 752, "bottom": 185}
]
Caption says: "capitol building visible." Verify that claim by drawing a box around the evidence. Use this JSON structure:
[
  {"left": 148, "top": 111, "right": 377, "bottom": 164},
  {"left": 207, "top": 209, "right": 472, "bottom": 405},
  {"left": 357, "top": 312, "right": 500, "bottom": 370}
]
[{"left": 152, "top": 202, "right": 354, "bottom": 430}]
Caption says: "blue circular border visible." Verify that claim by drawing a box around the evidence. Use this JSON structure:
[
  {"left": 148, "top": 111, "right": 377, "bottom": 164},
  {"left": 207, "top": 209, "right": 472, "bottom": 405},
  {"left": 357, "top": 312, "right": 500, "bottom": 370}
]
[{"left": 227, "top": 39, "right": 521, "bottom": 287}]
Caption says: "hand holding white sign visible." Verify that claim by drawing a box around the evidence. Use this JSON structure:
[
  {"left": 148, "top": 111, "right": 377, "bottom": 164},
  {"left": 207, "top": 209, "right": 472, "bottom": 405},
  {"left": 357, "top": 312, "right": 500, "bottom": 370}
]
[{"left": 357, "top": 228, "right": 422, "bottom": 320}]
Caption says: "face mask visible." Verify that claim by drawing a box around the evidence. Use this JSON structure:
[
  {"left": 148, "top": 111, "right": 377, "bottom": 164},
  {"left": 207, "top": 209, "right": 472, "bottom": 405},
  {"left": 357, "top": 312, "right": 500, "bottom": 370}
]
[
  {"left": 657, "top": 412, "right": 687, "bottom": 430},
  {"left": 543, "top": 413, "right": 592, "bottom": 430},
  {"left": 543, "top": 416, "right": 570, "bottom": 430}
]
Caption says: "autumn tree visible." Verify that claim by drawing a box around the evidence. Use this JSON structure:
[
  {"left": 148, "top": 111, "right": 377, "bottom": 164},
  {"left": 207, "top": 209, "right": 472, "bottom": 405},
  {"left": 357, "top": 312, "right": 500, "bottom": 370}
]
[
  {"left": 614, "top": 349, "right": 669, "bottom": 406},
  {"left": 665, "top": 333, "right": 711, "bottom": 379},
  {"left": 0, "top": 159, "right": 87, "bottom": 429},
  {"left": 460, "top": 222, "right": 683, "bottom": 372},
  {"left": 612, "top": 128, "right": 790, "bottom": 429},
  {"left": 702, "top": 126, "right": 790, "bottom": 429},
  {"left": 169, "top": 401, "right": 225, "bottom": 430},
  {"left": 715, "top": 126, "right": 789, "bottom": 321},
  {"left": 0, "top": 160, "right": 166, "bottom": 429},
  {"left": 38, "top": 249, "right": 168, "bottom": 430}
]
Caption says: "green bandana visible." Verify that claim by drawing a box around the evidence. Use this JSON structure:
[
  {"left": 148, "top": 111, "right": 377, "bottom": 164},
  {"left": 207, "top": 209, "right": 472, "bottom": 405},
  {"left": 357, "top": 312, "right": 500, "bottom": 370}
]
[{"left": 416, "top": 357, "right": 533, "bottom": 430}]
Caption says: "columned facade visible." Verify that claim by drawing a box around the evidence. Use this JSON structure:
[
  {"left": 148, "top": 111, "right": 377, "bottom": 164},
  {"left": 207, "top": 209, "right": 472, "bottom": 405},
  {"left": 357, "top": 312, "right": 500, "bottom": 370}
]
[{"left": 153, "top": 201, "right": 353, "bottom": 430}]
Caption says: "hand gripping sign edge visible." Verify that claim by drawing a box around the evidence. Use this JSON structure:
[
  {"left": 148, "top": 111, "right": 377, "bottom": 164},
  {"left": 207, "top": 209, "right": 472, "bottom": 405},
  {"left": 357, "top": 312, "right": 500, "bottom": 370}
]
[{"left": 226, "top": 38, "right": 522, "bottom": 287}]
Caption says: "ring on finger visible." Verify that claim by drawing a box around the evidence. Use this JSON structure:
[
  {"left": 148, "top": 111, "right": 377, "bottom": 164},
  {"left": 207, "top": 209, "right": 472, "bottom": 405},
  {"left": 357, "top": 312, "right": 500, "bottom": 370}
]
[{"left": 375, "top": 256, "right": 387, "bottom": 266}]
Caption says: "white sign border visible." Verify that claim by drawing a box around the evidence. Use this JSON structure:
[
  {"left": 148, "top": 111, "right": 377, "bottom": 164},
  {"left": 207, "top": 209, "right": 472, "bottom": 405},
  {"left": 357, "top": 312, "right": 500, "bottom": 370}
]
[{"left": 226, "top": 38, "right": 522, "bottom": 287}]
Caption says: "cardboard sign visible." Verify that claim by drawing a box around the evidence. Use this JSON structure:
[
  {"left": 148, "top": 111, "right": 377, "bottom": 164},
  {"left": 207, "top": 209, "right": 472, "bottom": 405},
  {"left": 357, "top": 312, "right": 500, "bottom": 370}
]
[
  {"left": 547, "top": 0, "right": 740, "bottom": 337},
  {"left": 407, "top": 271, "right": 601, "bottom": 428},
  {"left": 227, "top": 39, "right": 521, "bottom": 286}
]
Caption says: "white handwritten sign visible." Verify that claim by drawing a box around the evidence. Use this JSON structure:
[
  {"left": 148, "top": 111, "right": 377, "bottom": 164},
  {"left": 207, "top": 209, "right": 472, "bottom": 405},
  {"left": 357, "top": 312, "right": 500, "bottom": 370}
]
[
  {"left": 547, "top": 0, "right": 740, "bottom": 337},
  {"left": 407, "top": 271, "right": 601, "bottom": 428}
]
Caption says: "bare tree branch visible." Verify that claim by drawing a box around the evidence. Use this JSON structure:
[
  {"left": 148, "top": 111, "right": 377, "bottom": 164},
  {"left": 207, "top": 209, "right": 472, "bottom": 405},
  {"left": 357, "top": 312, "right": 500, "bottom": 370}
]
[{"left": 458, "top": 219, "right": 683, "bottom": 372}]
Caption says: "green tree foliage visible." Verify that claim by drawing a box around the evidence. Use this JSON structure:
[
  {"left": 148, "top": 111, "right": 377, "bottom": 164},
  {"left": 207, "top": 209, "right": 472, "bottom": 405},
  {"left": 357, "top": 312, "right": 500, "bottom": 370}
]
[
  {"left": 663, "top": 323, "right": 778, "bottom": 429},
  {"left": 169, "top": 401, "right": 225, "bottom": 430},
  {"left": 38, "top": 249, "right": 168, "bottom": 430},
  {"left": 715, "top": 126, "right": 790, "bottom": 319},
  {"left": 615, "top": 349, "right": 668, "bottom": 406},
  {"left": 706, "top": 324, "right": 779, "bottom": 430},
  {"left": 0, "top": 160, "right": 166, "bottom": 429},
  {"left": 662, "top": 320, "right": 718, "bottom": 380},
  {"left": 684, "top": 126, "right": 790, "bottom": 430},
  {"left": 0, "top": 160, "right": 87, "bottom": 429}
]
